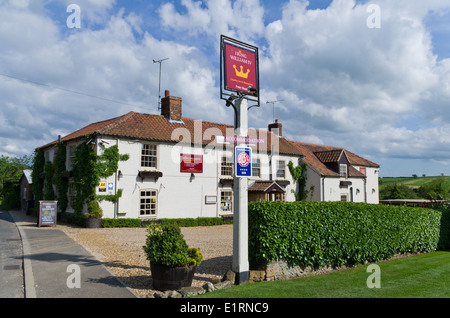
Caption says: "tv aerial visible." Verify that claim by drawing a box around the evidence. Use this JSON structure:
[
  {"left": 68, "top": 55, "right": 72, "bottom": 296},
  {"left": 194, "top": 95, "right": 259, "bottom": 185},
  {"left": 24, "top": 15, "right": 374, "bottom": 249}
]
[{"left": 153, "top": 58, "right": 169, "bottom": 111}]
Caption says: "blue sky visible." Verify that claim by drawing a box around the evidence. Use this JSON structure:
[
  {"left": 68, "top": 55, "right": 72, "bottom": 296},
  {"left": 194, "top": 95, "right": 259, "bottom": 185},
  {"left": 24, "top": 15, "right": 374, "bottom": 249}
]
[{"left": 1, "top": 0, "right": 450, "bottom": 177}]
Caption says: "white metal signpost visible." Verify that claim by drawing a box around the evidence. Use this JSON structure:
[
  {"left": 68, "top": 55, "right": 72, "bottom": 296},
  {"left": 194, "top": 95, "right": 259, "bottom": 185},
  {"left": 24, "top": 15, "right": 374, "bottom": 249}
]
[{"left": 220, "top": 35, "right": 260, "bottom": 284}]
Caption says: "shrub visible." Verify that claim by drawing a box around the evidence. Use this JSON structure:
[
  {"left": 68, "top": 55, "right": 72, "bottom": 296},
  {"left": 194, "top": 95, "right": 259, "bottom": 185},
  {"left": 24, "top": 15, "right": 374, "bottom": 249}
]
[
  {"left": 248, "top": 201, "right": 445, "bottom": 269},
  {"left": 85, "top": 200, "right": 103, "bottom": 219},
  {"left": 143, "top": 223, "right": 202, "bottom": 268},
  {"left": 188, "top": 247, "right": 203, "bottom": 266},
  {"left": 68, "top": 212, "right": 85, "bottom": 227}
]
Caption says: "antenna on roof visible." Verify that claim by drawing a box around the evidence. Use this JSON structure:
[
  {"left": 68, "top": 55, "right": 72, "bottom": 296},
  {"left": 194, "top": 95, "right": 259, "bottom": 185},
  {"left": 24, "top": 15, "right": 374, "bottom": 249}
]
[
  {"left": 266, "top": 100, "right": 284, "bottom": 123},
  {"left": 153, "top": 58, "right": 169, "bottom": 112}
]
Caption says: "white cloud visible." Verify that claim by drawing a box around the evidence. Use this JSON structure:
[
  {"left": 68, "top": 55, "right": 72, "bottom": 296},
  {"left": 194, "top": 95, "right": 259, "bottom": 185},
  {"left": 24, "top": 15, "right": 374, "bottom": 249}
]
[{"left": 159, "top": 0, "right": 265, "bottom": 43}]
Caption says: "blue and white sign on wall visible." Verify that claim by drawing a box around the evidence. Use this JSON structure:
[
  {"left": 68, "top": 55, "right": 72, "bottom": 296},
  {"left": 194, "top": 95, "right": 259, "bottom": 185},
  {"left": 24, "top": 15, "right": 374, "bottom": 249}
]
[{"left": 235, "top": 146, "right": 252, "bottom": 178}]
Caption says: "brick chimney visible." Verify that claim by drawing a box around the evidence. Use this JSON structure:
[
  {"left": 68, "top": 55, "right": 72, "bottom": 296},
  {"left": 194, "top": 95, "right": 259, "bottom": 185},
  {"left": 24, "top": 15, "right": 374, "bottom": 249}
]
[
  {"left": 268, "top": 119, "right": 282, "bottom": 137},
  {"left": 161, "top": 90, "right": 182, "bottom": 121}
]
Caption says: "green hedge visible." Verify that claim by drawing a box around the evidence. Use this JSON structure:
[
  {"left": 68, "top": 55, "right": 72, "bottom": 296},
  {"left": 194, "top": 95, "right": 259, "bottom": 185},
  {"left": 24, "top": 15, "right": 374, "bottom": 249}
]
[
  {"left": 249, "top": 201, "right": 449, "bottom": 269},
  {"left": 99, "top": 217, "right": 229, "bottom": 228},
  {"left": 102, "top": 218, "right": 142, "bottom": 228}
]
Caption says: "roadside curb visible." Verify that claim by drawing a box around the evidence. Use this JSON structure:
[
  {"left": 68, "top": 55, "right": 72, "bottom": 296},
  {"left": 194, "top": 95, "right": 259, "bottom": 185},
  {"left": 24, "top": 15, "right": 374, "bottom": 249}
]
[{"left": 10, "top": 213, "right": 37, "bottom": 298}]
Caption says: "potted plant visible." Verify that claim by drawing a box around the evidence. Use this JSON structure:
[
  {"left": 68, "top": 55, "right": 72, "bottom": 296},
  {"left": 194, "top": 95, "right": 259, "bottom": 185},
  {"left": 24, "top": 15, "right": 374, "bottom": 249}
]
[
  {"left": 85, "top": 200, "right": 103, "bottom": 228},
  {"left": 143, "top": 223, "right": 203, "bottom": 291}
]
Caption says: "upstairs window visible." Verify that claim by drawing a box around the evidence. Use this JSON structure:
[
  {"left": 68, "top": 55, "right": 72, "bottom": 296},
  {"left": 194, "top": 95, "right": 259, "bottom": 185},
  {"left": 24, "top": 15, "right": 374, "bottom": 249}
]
[
  {"left": 141, "top": 144, "right": 157, "bottom": 168},
  {"left": 340, "top": 164, "right": 348, "bottom": 178},
  {"left": 221, "top": 155, "right": 233, "bottom": 176},
  {"left": 252, "top": 158, "right": 261, "bottom": 178},
  {"left": 276, "top": 160, "right": 286, "bottom": 179}
]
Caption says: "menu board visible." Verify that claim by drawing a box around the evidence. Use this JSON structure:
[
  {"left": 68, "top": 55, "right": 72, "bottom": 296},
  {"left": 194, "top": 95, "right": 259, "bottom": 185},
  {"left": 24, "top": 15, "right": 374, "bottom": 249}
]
[{"left": 38, "top": 201, "right": 58, "bottom": 227}]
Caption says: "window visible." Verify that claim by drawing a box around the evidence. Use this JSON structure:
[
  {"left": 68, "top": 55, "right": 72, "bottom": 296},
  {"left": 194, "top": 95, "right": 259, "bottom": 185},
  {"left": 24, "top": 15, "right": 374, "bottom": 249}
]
[
  {"left": 140, "top": 189, "right": 158, "bottom": 217},
  {"left": 276, "top": 160, "right": 286, "bottom": 178},
  {"left": 339, "top": 164, "right": 348, "bottom": 178},
  {"left": 67, "top": 145, "right": 76, "bottom": 170},
  {"left": 252, "top": 158, "right": 261, "bottom": 178},
  {"left": 220, "top": 191, "right": 233, "bottom": 214},
  {"left": 221, "top": 155, "right": 233, "bottom": 176},
  {"left": 340, "top": 194, "right": 348, "bottom": 202},
  {"left": 141, "top": 144, "right": 157, "bottom": 168}
]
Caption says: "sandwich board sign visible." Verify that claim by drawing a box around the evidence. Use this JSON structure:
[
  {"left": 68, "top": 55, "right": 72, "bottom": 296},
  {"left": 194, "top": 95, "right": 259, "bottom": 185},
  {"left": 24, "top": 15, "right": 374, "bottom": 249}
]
[
  {"left": 38, "top": 201, "right": 58, "bottom": 227},
  {"left": 235, "top": 147, "right": 252, "bottom": 178}
]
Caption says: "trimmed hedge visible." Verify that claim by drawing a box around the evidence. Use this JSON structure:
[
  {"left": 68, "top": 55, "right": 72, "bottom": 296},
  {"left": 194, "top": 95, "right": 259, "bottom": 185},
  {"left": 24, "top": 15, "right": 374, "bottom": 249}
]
[
  {"left": 100, "top": 217, "right": 230, "bottom": 228},
  {"left": 102, "top": 218, "right": 142, "bottom": 228},
  {"left": 249, "top": 201, "right": 449, "bottom": 269}
]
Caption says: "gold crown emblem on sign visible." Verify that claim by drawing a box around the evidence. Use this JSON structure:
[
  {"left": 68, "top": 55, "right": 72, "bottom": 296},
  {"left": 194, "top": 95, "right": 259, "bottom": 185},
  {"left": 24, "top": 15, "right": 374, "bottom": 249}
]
[{"left": 233, "top": 65, "right": 250, "bottom": 79}]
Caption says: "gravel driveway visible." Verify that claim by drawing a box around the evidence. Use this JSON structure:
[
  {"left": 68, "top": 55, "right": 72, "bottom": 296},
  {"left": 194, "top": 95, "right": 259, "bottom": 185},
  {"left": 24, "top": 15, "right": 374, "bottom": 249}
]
[{"left": 61, "top": 224, "right": 233, "bottom": 298}]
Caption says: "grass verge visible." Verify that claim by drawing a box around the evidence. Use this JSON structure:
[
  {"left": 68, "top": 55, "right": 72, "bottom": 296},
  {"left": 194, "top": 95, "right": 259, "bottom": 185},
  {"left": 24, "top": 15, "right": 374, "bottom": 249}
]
[{"left": 197, "top": 251, "right": 450, "bottom": 298}]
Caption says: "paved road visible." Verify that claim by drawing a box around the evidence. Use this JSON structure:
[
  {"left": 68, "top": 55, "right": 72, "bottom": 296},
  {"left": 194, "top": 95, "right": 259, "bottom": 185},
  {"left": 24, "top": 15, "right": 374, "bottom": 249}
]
[
  {"left": 0, "top": 211, "right": 24, "bottom": 298},
  {"left": 1, "top": 210, "right": 136, "bottom": 298}
]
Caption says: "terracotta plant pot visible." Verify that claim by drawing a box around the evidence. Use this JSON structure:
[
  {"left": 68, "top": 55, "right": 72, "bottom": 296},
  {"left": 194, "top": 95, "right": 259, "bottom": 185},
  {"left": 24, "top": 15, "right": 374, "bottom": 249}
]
[
  {"left": 85, "top": 218, "right": 102, "bottom": 228},
  {"left": 150, "top": 263, "right": 196, "bottom": 291}
]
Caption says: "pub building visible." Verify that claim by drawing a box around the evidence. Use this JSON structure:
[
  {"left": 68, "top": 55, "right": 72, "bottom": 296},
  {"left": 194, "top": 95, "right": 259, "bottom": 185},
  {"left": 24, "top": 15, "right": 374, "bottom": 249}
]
[{"left": 36, "top": 90, "right": 379, "bottom": 220}]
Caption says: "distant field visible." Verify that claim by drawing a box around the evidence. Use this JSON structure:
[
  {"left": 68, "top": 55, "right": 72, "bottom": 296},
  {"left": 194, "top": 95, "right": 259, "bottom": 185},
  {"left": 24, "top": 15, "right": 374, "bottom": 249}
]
[{"left": 380, "top": 176, "right": 450, "bottom": 187}]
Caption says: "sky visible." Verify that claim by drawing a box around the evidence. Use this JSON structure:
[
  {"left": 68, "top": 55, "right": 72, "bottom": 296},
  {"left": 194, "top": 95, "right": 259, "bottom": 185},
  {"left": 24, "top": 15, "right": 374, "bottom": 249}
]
[{"left": 1, "top": 0, "right": 450, "bottom": 177}]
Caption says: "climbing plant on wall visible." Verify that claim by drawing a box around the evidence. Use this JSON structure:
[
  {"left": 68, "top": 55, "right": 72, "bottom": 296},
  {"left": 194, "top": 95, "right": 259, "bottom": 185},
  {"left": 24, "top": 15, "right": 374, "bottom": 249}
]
[
  {"left": 71, "top": 136, "right": 129, "bottom": 213},
  {"left": 54, "top": 143, "right": 69, "bottom": 213},
  {"left": 288, "top": 161, "right": 312, "bottom": 201},
  {"left": 31, "top": 150, "right": 45, "bottom": 209}
]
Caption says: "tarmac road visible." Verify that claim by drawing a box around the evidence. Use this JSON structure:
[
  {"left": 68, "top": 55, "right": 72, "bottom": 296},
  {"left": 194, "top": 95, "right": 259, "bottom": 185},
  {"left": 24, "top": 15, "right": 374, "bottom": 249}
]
[
  {"left": 0, "top": 211, "right": 24, "bottom": 298},
  {"left": 1, "top": 210, "right": 136, "bottom": 298}
]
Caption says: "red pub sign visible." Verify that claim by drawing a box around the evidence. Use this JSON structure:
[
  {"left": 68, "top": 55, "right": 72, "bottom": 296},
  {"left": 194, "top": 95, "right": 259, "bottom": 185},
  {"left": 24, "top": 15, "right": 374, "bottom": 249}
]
[
  {"left": 225, "top": 43, "right": 257, "bottom": 94},
  {"left": 221, "top": 35, "right": 259, "bottom": 104},
  {"left": 180, "top": 154, "right": 203, "bottom": 173}
]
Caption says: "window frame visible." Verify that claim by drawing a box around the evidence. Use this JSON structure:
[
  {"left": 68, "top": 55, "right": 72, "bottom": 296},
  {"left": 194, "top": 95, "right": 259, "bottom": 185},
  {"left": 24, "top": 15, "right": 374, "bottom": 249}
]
[
  {"left": 276, "top": 160, "right": 286, "bottom": 179},
  {"left": 339, "top": 164, "right": 348, "bottom": 178},
  {"left": 252, "top": 158, "right": 261, "bottom": 178},
  {"left": 141, "top": 143, "right": 158, "bottom": 169},
  {"left": 220, "top": 190, "right": 233, "bottom": 214},
  {"left": 139, "top": 189, "right": 158, "bottom": 218},
  {"left": 221, "top": 154, "right": 233, "bottom": 177}
]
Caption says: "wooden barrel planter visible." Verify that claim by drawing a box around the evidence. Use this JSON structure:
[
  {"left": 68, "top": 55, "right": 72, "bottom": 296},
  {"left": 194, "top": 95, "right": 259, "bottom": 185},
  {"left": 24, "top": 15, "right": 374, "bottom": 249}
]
[
  {"left": 151, "top": 263, "right": 196, "bottom": 291},
  {"left": 85, "top": 218, "right": 102, "bottom": 228}
]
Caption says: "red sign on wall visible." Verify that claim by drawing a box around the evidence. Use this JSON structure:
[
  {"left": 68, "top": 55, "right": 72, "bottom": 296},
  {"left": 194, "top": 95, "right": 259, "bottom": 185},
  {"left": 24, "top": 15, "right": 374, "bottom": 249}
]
[{"left": 180, "top": 154, "right": 203, "bottom": 173}]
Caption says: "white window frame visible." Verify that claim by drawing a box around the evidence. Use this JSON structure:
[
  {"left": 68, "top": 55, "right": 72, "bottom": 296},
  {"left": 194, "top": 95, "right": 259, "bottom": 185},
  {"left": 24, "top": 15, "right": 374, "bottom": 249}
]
[
  {"left": 220, "top": 190, "right": 233, "bottom": 214},
  {"left": 221, "top": 154, "right": 233, "bottom": 177},
  {"left": 252, "top": 158, "right": 261, "bottom": 178},
  {"left": 339, "top": 164, "right": 348, "bottom": 178},
  {"left": 140, "top": 189, "right": 158, "bottom": 218},
  {"left": 276, "top": 160, "right": 286, "bottom": 179},
  {"left": 141, "top": 144, "right": 158, "bottom": 169}
]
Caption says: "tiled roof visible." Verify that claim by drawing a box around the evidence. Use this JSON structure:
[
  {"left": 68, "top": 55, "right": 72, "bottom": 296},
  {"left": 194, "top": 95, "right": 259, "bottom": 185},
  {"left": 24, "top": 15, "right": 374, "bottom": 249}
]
[
  {"left": 38, "top": 111, "right": 379, "bottom": 177},
  {"left": 286, "top": 140, "right": 378, "bottom": 177},
  {"left": 39, "top": 111, "right": 300, "bottom": 156},
  {"left": 313, "top": 149, "right": 344, "bottom": 163},
  {"left": 248, "top": 181, "right": 285, "bottom": 193}
]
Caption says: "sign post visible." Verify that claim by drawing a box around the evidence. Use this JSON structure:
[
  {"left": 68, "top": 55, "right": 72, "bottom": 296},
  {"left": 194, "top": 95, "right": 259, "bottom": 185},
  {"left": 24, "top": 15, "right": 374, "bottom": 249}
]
[
  {"left": 232, "top": 98, "right": 250, "bottom": 284},
  {"left": 221, "top": 35, "right": 259, "bottom": 285}
]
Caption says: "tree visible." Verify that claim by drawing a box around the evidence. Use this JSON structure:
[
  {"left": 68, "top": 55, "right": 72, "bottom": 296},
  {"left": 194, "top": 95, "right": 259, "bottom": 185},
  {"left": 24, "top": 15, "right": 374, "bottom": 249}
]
[{"left": 0, "top": 154, "right": 33, "bottom": 209}]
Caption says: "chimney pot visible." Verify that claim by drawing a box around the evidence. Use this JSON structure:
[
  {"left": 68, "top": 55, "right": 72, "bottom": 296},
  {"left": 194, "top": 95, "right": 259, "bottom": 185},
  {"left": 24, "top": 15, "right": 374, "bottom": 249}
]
[{"left": 165, "top": 90, "right": 170, "bottom": 97}]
